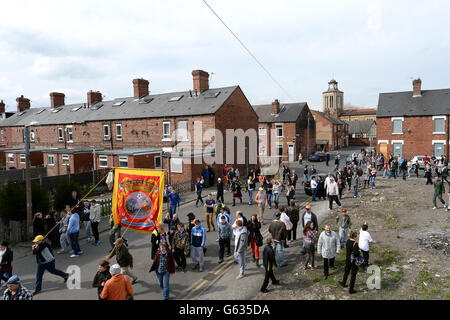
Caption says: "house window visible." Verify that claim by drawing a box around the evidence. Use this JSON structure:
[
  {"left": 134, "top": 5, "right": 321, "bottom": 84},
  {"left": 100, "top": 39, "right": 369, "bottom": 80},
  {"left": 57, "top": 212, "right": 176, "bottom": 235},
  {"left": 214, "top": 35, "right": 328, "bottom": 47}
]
[
  {"left": 1, "top": 128, "right": 4, "bottom": 141},
  {"left": 48, "top": 155, "right": 55, "bottom": 166},
  {"left": 30, "top": 129, "right": 35, "bottom": 142},
  {"left": 8, "top": 153, "right": 14, "bottom": 163},
  {"left": 58, "top": 128, "right": 63, "bottom": 142},
  {"left": 170, "top": 158, "right": 183, "bottom": 173},
  {"left": 154, "top": 156, "right": 162, "bottom": 169},
  {"left": 62, "top": 154, "right": 70, "bottom": 166},
  {"left": 276, "top": 144, "right": 283, "bottom": 156},
  {"left": 119, "top": 156, "right": 128, "bottom": 168},
  {"left": 103, "top": 124, "right": 110, "bottom": 140},
  {"left": 163, "top": 121, "right": 171, "bottom": 140},
  {"left": 115, "top": 123, "right": 122, "bottom": 140},
  {"left": 434, "top": 143, "right": 444, "bottom": 157},
  {"left": 177, "top": 120, "right": 188, "bottom": 141},
  {"left": 433, "top": 117, "right": 445, "bottom": 133},
  {"left": 392, "top": 119, "right": 403, "bottom": 134},
  {"left": 19, "top": 154, "right": 25, "bottom": 164},
  {"left": 66, "top": 126, "right": 73, "bottom": 143},
  {"left": 393, "top": 143, "right": 402, "bottom": 157},
  {"left": 99, "top": 155, "right": 108, "bottom": 168},
  {"left": 275, "top": 125, "right": 283, "bottom": 137},
  {"left": 258, "top": 127, "right": 266, "bottom": 136}
]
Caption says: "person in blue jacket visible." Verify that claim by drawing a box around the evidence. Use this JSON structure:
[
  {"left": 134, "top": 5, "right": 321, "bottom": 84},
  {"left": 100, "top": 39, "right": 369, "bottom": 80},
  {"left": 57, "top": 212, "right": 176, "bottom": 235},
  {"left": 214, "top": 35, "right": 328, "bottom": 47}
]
[
  {"left": 190, "top": 219, "right": 206, "bottom": 272},
  {"left": 167, "top": 189, "right": 180, "bottom": 219},
  {"left": 67, "top": 210, "right": 82, "bottom": 257},
  {"left": 195, "top": 178, "right": 204, "bottom": 207}
]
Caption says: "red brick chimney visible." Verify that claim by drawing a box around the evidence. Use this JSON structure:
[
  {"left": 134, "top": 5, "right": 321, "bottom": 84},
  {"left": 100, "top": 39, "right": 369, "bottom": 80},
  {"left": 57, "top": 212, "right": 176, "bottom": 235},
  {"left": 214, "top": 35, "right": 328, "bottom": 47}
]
[
  {"left": 16, "top": 95, "right": 30, "bottom": 113},
  {"left": 87, "top": 90, "right": 102, "bottom": 106},
  {"left": 132, "top": 78, "right": 149, "bottom": 99},
  {"left": 49, "top": 92, "right": 65, "bottom": 109},
  {"left": 0, "top": 100, "right": 5, "bottom": 113},
  {"left": 413, "top": 78, "right": 422, "bottom": 97},
  {"left": 192, "top": 70, "right": 209, "bottom": 93},
  {"left": 271, "top": 99, "right": 280, "bottom": 114}
]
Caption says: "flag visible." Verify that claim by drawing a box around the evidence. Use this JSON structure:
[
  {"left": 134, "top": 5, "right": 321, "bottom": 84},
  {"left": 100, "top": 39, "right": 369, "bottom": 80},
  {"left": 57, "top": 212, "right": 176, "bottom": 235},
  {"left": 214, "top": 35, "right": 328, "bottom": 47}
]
[{"left": 112, "top": 168, "right": 164, "bottom": 233}]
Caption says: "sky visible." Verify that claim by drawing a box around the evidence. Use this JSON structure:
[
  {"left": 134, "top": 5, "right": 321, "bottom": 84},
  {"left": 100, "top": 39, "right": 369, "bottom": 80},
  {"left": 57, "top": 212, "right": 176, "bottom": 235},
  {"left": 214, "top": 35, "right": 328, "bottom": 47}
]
[{"left": 1, "top": 0, "right": 449, "bottom": 112}]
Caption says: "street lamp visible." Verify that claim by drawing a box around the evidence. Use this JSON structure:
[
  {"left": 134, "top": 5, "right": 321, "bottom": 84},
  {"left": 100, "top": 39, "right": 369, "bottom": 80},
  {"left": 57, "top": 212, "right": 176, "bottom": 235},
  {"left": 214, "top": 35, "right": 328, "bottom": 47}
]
[{"left": 24, "top": 121, "right": 38, "bottom": 240}]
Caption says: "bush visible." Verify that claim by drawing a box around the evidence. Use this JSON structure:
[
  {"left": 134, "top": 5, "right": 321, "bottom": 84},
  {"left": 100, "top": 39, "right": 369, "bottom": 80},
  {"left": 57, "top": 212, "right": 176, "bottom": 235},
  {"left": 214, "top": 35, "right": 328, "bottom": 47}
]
[
  {"left": 53, "top": 179, "right": 81, "bottom": 212},
  {"left": 0, "top": 182, "right": 26, "bottom": 222}
]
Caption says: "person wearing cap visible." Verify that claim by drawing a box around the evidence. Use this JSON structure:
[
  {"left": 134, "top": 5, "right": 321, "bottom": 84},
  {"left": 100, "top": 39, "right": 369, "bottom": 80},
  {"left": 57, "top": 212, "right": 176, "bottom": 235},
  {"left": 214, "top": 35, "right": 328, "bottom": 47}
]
[
  {"left": 336, "top": 208, "right": 352, "bottom": 248},
  {"left": 268, "top": 212, "right": 288, "bottom": 267},
  {"left": 216, "top": 177, "right": 225, "bottom": 203},
  {"left": 171, "top": 222, "right": 190, "bottom": 272},
  {"left": 190, "top": 219, "right": 206, "bottom": 272},
  {"left": 255, "top": 187, "right": 267, "bottom": 225},
  {"left": 195, "top": 178, "right": 204, "bottom": 208},
  {"left": 300, "top": 205, "right": 319, "bottom": 255},
  {"left": 0, "top": 241, "right": 13, "bottom": 285},
  {"left": 2, "top": 275, "right": 32, "bottom": 300},
  {"left": 106, "top": 238, "right": 138, "bottom": 284},
  {"left": 32, "top": 235, "right": 69, "bottom": 295},
  {"left": 100, "top": 264, "right": 133, "bottom": 300},
  {"left": 150, "top": 243, "right": 176, "bottom": 300}
]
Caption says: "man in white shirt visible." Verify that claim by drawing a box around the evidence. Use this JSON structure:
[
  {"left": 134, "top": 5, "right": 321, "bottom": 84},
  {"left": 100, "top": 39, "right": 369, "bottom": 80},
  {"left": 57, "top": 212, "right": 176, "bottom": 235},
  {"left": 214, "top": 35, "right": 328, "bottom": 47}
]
[
  {"left": 324, "top": 173, "right": 333, "bottom": 193},
  {"left": 359, "top": 223, "right": 376, "bottom": 268},
  {"left": 326, "top": 177, "right": 341, "bottom": 210},
  {"left": 311, "top": 176, "right": 318, "bottom": 202}
]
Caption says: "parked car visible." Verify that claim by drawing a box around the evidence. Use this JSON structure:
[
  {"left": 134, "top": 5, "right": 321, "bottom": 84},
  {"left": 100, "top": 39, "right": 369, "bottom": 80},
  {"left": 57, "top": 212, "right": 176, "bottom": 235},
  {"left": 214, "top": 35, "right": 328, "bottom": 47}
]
[
  {"left": 407, "top": 156, "right": 427, "bottom": 170},
  {"left": 304, "top": 173, "right": 334, "bottom": 196},
  {"left": 308, "top": 152, "right": 327, "bottom": 162}
]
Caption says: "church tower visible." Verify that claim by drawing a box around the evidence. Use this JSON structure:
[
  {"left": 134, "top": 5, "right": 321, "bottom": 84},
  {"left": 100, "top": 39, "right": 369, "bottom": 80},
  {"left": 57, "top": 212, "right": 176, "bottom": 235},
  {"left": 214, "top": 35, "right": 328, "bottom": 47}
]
[{"left": 322, "top": 78, "right": 344, "bottom": 116}]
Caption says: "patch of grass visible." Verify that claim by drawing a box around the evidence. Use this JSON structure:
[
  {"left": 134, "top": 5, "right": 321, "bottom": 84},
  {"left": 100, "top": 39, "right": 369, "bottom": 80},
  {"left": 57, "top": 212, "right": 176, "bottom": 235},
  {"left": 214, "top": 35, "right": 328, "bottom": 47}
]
[
  {"left": 412, "top": 266, "right": 445, "bottom": 299},
  {"left": 383, "top": 212, "right": 400, "bottom": 229},
  {"left": 372, "top": 244, "right": 400, "bottom": 266}
]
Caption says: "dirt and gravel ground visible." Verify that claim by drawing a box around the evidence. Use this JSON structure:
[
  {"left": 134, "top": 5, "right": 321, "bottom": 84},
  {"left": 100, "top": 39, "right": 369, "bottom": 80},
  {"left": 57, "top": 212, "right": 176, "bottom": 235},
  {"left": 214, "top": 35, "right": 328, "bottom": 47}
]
[{"left": 254, "top": 174, "right": 450, "bottom": 300}]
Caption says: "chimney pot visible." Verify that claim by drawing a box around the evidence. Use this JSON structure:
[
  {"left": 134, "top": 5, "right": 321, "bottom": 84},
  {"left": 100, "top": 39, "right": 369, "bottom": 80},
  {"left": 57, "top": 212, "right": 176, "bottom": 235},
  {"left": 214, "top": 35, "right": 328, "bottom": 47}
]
[
  {"left": 0, "top": 100, "right": 5, "bottom": 114},
  {"left": 16, "top": 95, "right": 31, "bottom": 113},
  {"left": 272, "top": 99, "right": 280, "bottom": 114},
  {"left": 87, "top": 90, "right": 102, "bottom": 106},
  {"left": 413, "top": 78, "right": 422, "bottom": 97},
  {"left": 49, "top": 92, "right": 65, "bottom": 109},
  {"left": 192, "top": 70, "right": 209, "bottom": 93},
  {"left": 132, "top": 78, "right": 149, "bottom": 99}
]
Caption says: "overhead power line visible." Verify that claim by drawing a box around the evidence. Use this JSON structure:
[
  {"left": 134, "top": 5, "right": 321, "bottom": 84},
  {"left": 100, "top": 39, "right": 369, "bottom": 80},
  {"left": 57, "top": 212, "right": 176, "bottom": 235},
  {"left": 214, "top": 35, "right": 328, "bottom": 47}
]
[{"left": 201, "top": 0, "right": 294, "bottom": 101}]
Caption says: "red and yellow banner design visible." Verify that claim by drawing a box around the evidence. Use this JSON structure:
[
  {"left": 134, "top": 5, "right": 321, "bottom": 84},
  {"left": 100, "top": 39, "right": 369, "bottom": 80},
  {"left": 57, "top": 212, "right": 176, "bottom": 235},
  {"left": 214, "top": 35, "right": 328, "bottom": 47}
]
[{"left": 112, "top": 168, "right": 164, "bottom": 233}]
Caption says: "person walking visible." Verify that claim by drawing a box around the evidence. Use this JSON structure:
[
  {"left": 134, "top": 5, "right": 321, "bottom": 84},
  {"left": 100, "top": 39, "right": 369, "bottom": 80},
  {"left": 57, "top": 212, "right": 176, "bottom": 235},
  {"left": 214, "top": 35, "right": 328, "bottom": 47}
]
[
  {"left": 216, "top": 178, "right": 225, "bottom": 203},
  {"left": 247, "top": 176, "right": 255, "bottom": 205},
  {"left": 2, "top": 275, "right": 33, "bottom": 300},
  {"left": 217, "top": 215, "right": 232, "bottom": 263},
  {"left": 300, "top": 205, "right": 319, "bottom": 254},
  {"left": 92, "top": 260, "right": 112, "bottom": 300},
  {"left": 359, "top": 223, "right": 376, "bottom": 269},
  {"left": 57, "top": 210, "right": 70, "bottom": 254},
  {"left": 370, "top": 167, "right": 377, "bottom": 189},
  {"left": 326, "top": 152, "right": 330, "bottom": 166},
  {"left": 163, "top": 213, "right": 180, "bottom": 247},
  {"left": 317, "top": 176, "right": 326, "bottom": 200},
  {"left": 204, "top": 194, "right": 216, "bottom": 232},
  {"left": 272, "top": 180, "right": 281, "bottom": 209},
  {"left": 67, "top": 208, "right": 82, "bottom": 258},
  {"left": 327, "top": 177, "right": 341, "bottom": 210},
  {"left": 255, "top": 187, "right": 267, "bottom": 225},
  {"left": 100, "top": 264, "right": 133, "bottom": 300},
  {"left": 82, "top": 200, "right": 92, "bottom": 243},
  {"left": 339, "top": 231, "right": 360, "bottom": 294},
  {"left": 286, "top": 200, "right": 300, "bottom": 242},
  {"left": 264, "top": 178, "right": 273, "bottom": 209},
  {"left": 0, "top": 241, "right": 13, "bottom": 285},
  {"left": 234, "top": 219, "right": 248, "bottom": 279},
  {"left": 286, "top": 184, "right": 295, "bottom": 207},
  {"left": 268, "top": 212, "right": 288, "bottom": 267},
  {"left": 32, "top": 235, "right": 69, "bottom": 295},
  {"left": 89, "top": 199, "right": 101, "bottom": 246},
  {"left": 298, "top": 153, "right": 303, "bottom": 165},
  {"left": 336, "top": 208, "right": 352, "bottom": 248},
  {"left": 260, "top": 237, "right": 280, "bottom": 293},
  {"left": 150, "top": 243, "right": 176, "bottom": 300},
  {"left": 317, "top": 225, "right": 340, "bottom": 280},
  {"left": 352, "top": 171, "right": 360, "bottom": 198},
  {"left": 214, "top": 200, "right": 230, "bottom": 223},
  {"left": 195, "top": 178, "right": 204, "bottom": 207},
  {"left": 303, "top": 221, "right": 317, "bottom": 270},
  {"left": 247, "top": 214, "right": 263, "bottom": 268},
  {"left": 167, "top": 189, "right": 180, "bottom": 219},
  {"left": 171, "top": 223, "right": 190, "bottom": 272},
  {"left": 190, "top": 219, "right": 206, "bottom": 272},
  {"left": 337, "top": 177, "right": 344, "bottom": 200},
  {"left": 32, "top": 213, "right": 46, "bottom": 239},
  {"left": 231, "top": 176, "right": 243, "bottom": 206},
  {"left": 432, "top": 175, "right": 446, "bottom": 209},
  {"left": 311, "top": 176, "right": 318, "bottom": 202},
  {"left": 425, "top": 164, "right": 433, "bottom": 185},
  {"left": 106, "top": 238, "right": 138, "bottom": 285}
]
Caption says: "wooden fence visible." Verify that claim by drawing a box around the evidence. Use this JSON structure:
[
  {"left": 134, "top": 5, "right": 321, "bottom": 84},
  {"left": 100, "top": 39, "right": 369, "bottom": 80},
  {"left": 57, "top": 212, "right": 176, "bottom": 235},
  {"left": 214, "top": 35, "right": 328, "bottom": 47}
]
[{"left": 98, "top": 198, "right": 113, "bottom": 218}]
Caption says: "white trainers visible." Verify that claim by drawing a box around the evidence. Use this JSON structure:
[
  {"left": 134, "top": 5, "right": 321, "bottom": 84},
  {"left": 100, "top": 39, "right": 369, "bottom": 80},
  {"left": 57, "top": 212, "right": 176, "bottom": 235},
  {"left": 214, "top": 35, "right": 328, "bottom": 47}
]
[
  {"left": 70, "top": 254, "right": 79, "bottom": 258},
  {"left": 432, "top": 207, "right": 437, "bottom": 210},
  {"left": 236, "top": 273, "right": 244, "bottom": 279}
]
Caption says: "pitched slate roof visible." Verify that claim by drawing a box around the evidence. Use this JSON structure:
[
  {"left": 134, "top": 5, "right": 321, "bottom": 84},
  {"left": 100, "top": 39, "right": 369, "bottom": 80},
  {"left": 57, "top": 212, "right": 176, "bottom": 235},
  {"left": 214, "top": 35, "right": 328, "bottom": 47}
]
[
  {"left": 311, "top": 110, "right": 347, "bottom": 125},
  {"left": 347, "top": 120, "right": 376, "bottom": 134},
  {"left": 377, "top": 88, "right": 450, "bottom": 117},
  {"left": 0, "top": 86, "right": 239, "bottom": 127},
  {"left": 340, "top": 108, "right": 377, "bottom": 116},
  {"left": 251, "top": 102, "right": 308, "bottom": 123}
]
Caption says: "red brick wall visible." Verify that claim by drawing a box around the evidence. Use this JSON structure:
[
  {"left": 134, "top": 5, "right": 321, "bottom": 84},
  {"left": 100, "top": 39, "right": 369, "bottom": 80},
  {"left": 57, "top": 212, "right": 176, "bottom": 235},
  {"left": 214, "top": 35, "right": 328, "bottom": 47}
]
[{"left": 73, "top": 153, "right": 94, "bottom": 173}]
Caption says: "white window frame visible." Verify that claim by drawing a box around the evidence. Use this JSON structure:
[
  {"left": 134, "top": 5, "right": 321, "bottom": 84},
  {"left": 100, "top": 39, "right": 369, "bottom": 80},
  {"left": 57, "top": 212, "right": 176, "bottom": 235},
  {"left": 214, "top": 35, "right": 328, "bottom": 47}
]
[
  {"left": 154, "top": 156, "right": 162, "bottom": 169},
  {"left": 62, "top": 154, "right": 70, "bottom": 166},
  {"left": 99, "top": 155, "right": 108, "bottom": 168},
  {"left": 58, "top": 127, "right": 64, "bottom": 142},
  {"left": 162, "top": 120, "right": 171, "bottom": 140},
  {"left": 115, "top": 123, "right": 122, "bottom": 141},
  {"left": 118, "top": 156, "right": 128, "bottom": 168},
  {"left": 103, "top": 124, "right": 110, "bottom": 141},
  {"left": 176, "top": 120, "right": 188, "bottom": 142},
  {"left": 378, "top": 140, "right": 389, "bottom": 144},
  {"left": 66, "top": 126, "right": 73, "bottom": 143},
  {"left": 170, "top": 158, "right": 183, "bottom": 173},
  {"left": 432, "top": 140, "right": 446, "bottom": 145},
  {"left": 8, "top": 153, "right": 14, "bottom": 163},
  {"left": 392, "top": 118, "right": 403, "bottom": 134},
  {"left": 275, "top": 124, "right": 283, "bottom": 138},
  {"left": 276, "top": 143, "right": 283, "bottom": 157},
  {"left": 258, "top": 127, "right": 266, "bottom": 136},
  {"left": 30, "top": 128, "right": 35, "bottom": 142},
  {"left": 19, "top": 154, "right": 25, "bottom": 164},
  {"left": 432, "top": 116, "right": 446, "bottom": 134},
  {"left": 48, "top": 155, "right": 55, "bottom": 166}
]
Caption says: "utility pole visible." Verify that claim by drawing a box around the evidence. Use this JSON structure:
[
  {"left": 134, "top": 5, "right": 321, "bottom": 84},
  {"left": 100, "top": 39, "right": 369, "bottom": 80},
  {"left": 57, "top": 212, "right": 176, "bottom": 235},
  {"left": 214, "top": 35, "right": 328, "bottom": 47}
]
[{"left": 24, "top": 124, "right": 34, "bottom": 240}]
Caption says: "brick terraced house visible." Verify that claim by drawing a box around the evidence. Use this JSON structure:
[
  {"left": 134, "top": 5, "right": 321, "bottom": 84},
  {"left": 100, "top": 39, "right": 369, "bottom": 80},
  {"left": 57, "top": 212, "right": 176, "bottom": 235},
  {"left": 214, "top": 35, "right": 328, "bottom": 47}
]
[
  {"left": 311, "top": 110, "right": 349, "bottom": 151},
  {"left": 377, "top": 78, "right": 450, "bottom": 160}
]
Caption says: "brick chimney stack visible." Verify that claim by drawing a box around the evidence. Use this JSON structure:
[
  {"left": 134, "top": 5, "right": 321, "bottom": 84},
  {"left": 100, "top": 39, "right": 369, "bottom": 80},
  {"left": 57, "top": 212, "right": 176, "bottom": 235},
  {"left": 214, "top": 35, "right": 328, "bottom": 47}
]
[
  {"left": 192, "top": 70, "right": 209, "bottom": 93},
  {"left": 16, "top": 95, "right": 30, "bottom": 113},
  {"left": 87, "top": 90, "right": 102, "bottom": 106},
  {"left": 132, "top": 78, "right": 149, "bottom": 99},
  {"left": 271, "top": 99, "right": 280, "bottom": 114},
  {"left": 0, "top": 100, "right": 5, "bottom": 114},
  {"left": 49, "top": 92, "right": 65, "bottom": 109},
  {"left": 413, "top": 78, "right": 422, "bottom": 97}
]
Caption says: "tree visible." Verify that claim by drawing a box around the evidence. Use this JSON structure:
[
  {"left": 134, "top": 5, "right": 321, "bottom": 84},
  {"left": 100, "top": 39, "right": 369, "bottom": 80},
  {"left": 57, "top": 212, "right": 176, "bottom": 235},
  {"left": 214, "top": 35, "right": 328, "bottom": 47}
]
[
  {"left": 53, "top": 179, "right": 81, "bottom": 212},
  {"left": 0, "top": 182, "right": 26, "bottom": 222},
  {"left": 32, "top": 181, "right": 50, "bottom": 215}
]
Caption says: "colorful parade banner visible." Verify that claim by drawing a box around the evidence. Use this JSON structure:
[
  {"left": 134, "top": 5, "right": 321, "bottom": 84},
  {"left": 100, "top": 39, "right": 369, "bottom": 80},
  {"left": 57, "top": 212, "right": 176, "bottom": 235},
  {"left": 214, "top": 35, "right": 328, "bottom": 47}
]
[{"left": 112, "top": 168, "right": 164, "bottom": 233}]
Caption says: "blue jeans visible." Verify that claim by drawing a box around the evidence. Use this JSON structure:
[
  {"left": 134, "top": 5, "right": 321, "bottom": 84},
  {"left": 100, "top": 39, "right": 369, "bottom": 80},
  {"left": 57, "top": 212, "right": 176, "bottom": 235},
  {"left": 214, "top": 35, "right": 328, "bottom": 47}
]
[
  {"left": 273, "top": 241, "right": 286, "bottom": 266},
  {"left": 68, "top": 232, "right": 81, "bottom": 254},
  {"left": 370, "top": 177, "right": 375, "bottom": 189},
  {"left": 273, "top": 193, "right": 279, "bottom": 204},
  {"left": 339, "top": 227, "right": 348, "bottom": 246},
  {"left": 156, "top": 271, "right": 170, "bottom": 300},
  {"left": 169, "top": 205, "right": 177, "bottom": 218},
  {"left": 354, "top": 185, "right": 358, "bottom": 197},
  {"left": 311, "top": 188, "right": 317, "bottom": 201},
  {"left": 35, "top": 260, "right": 67, "bottom": 292},
  {"left": 234, "top": 251, "right": 247, "bottom": 275},
  {"left": 267, "top": 194, "right": 272, "bottom": 207},
  {"left": 248, "top": 189, "right": 254, "bottom": 204}
]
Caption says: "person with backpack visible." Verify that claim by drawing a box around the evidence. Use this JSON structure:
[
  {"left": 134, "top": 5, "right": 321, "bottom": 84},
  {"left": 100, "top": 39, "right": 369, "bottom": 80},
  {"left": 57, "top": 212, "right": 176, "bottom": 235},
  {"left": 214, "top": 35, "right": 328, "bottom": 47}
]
[
  {"left": 260, "top": 237, "right": 280, "bottom": 293},
  {"left": 247, "top": 214, "right": 263, "bottom": 268},
  {"left": 339, "top": 231, "right": 360, "bottom": 294}
]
